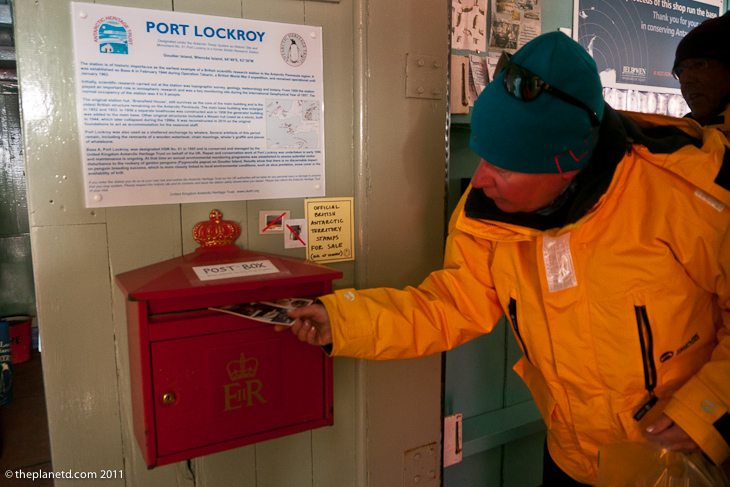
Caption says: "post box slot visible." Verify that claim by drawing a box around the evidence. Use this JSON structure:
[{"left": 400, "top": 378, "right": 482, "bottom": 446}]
[
  {"left": 145, "top": 281, "right": 331, "bottom": 315},
  {"left": 148, "top": 311, "right": 267, "bottom": 342},
  {"left": 146, "top": 297, "right": 317, "bottom": 342}
]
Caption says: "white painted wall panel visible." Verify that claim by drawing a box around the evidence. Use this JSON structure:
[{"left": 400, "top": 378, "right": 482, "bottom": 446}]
[
  {"left": 107, "top": 204, "right": 188, "bottom": 486},
  {"left": 15, "top": 0, "right": 447, "bottom": 485},
  {"left": 16, "top": 0, "right": 103, "bottom": 228},
  {"left": 30, "top": 224, "right": 123, "bottom": 479},
  {"left": 358, "top": 0, "right": 448, "bottom": 485}
]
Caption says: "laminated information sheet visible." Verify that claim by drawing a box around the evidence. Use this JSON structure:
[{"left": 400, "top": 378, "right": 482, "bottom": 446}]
[{"left": 71, "top": 2, "right": 325, "bottom": 207}]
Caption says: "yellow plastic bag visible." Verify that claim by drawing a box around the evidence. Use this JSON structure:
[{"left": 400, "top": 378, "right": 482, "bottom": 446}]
[{"left": 597, "top": 442, "right": 730, "bottom": 487}]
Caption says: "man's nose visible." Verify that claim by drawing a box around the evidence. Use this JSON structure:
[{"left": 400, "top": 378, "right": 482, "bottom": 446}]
[{"left": 471, "top": 160, "right": 494, "bottom": 187}]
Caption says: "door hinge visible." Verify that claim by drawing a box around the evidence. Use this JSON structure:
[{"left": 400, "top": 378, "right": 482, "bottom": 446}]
[
  {"left": 443, "top": 413, "right": 463, "bottom": 467},
  {"left": 405, "top": 53, "right": 445, "bottom": 100}
]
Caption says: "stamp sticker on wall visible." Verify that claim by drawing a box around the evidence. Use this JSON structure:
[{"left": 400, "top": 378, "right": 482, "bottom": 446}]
[{"left": 259, "top": 210, "right": 290, "bottom": 234}]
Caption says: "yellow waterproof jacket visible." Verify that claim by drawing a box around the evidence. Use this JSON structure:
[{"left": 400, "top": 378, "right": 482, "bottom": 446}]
[
  {"left": 685, "top": 102, "right": 730, "bottom": 140},
  {"left": 706, "top": 103, "right": 730, "bottom": 140},
  {"left": 320, "top": 108, "right": 730, "bottom": 484}
]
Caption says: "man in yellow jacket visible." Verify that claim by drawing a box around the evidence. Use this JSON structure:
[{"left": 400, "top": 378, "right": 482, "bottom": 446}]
[{"left": 280, "top": 32, "right": 730, "bottom": 485}]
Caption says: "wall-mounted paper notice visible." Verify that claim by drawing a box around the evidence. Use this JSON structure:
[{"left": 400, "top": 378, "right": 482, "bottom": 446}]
[
  {"left": 451, "top": 0, "right": 487, "bottom": 51},
  {"left": 71, "top": 2, "right": 326, "bottom": 208},
  {"left": 305, "top": 197, "right": 354, "bottom": 263},
  {"left": 284, "top": 218, "right": 307, "bottom": 249}
]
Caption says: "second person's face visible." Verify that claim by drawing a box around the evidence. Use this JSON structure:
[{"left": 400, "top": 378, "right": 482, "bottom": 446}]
[{"left": 677, "top": 58, "right": 730, "bottom": 123}]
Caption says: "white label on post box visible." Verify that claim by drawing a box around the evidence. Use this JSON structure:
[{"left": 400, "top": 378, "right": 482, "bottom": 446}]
[{"left": 193, "top": 260, "right": 279, "bottom": 281}]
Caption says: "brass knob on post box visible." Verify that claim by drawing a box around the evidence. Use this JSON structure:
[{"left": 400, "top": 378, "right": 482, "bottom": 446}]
[{"left": 161, "top": 392, "right": 177, "bottom": 405}]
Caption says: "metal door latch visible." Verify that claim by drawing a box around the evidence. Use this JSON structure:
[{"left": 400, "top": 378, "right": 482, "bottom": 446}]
[{"left": 443, "top": 413, "right": 463, "bottom": 467}]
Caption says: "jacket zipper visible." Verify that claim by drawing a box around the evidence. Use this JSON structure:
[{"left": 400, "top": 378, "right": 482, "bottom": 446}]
[
  {"left": 508, "top": 298, "right": 531, "bottom": 363},
  {"left": 633, "top": 305, "right": 658, "bottom": 421}
]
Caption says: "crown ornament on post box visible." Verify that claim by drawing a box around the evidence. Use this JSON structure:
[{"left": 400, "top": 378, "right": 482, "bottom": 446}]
[
  {"left": 193, "top": 209, "right": 241, "bottom": 252},
  {"left": 227, "top": 353, "right": 259, "bottom": 381}
]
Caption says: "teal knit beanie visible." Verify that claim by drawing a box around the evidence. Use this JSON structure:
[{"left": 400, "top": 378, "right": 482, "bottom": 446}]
[{"left": 469, "top": 32, "right": 604, "bottom": 174}]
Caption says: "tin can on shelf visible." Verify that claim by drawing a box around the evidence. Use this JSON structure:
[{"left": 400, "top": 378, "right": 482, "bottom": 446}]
[{"left": 2, "top": 315, "right": 32, "bottom": 364}]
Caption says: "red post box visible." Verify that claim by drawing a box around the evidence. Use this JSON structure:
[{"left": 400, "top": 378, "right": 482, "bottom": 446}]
[{"left": 115, "top": 212, "right": 342, "bottom": 467}]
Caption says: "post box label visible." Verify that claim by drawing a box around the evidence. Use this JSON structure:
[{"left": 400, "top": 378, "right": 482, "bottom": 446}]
[
  {"left": 193, "top": 259, "right": 279, "bottom": 281},
  {"left": 223, "top": 352, "right": 268, "bottom": 411}
]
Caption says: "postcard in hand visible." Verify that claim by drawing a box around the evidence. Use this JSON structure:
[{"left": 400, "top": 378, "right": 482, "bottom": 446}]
[{"left": 209, "top": 298, "right": 314, "bottom": 326}]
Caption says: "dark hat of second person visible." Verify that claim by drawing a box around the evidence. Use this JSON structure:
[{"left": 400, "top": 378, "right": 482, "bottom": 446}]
[{"left": 673, "top": 11, "right": 730, "bottom": 72}]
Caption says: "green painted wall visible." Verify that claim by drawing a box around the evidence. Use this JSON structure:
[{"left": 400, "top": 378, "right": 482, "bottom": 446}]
[
  {"left": 0, "top": 1, "right": 34, "bottom": 320},
  {"left": 13, "top": 0, "right": 447, "bottom": 485}
]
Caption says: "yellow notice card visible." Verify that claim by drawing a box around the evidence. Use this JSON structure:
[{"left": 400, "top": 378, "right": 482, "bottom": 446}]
[{"left": 305, "top": 197, "right": 355, "bottom": 263}]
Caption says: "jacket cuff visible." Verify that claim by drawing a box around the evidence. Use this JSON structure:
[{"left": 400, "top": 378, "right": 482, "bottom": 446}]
[
  {"left": 664, "top": 378, "right": 730, "bottom": 465},
  {"left": 319, "top": 290, "right": 378, "bottom": 358}
]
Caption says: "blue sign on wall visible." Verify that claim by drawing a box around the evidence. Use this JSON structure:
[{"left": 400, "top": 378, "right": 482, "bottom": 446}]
[{"left": 574, "top": 0, "right": 722, "bottom": 91}]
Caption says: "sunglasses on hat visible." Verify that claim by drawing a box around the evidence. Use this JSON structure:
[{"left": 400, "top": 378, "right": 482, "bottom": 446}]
[{"left": 495, "top": 53, "right": 601, "bottom": 127}]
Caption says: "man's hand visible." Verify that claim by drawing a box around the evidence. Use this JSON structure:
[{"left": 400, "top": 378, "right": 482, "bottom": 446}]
[
  {"left": 274, "top": 303, "right": 332, "bottom": 346},
  {"left": 644, "top": 414, "right": 699, "bottom": 452}
]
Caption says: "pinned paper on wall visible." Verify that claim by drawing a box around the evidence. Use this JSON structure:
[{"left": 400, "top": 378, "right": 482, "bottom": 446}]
[
  {"left": 305, "top": 197, "right": 354, "bottom": 263},
  {"left": 284, "top": 219, "right": 307, "bottom": 249},
  {"left": 451, "top": 0, "right": 487, "bottom": 51},
  {"left": 489, "top": 0, "right": 542, "bottom": 53},
  {"left": 450, "top": 54, "right": 488, "bottom": 114},
  {"left": 486, "top": 53, "right": 502, "bottom": 84},
  {"left": 468, "top": 55, "right": 488, "bottom": 101},
  {"left": 259, "top": 210, "right": 290, "bottom": 234}
]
